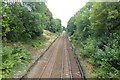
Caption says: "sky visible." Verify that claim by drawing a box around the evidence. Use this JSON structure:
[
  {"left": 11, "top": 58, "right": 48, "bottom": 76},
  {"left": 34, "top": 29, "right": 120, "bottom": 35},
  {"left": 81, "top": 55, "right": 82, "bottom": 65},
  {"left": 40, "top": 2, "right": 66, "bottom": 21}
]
[{"left": 46, "top": 0, "right": 88, "bottom": 27}]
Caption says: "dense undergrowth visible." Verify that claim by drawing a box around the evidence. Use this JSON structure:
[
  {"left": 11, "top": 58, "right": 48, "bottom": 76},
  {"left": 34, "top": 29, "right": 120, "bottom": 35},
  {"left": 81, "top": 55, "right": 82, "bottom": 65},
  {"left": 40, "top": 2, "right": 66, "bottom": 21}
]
[
  {"left": 2, "top": 45, "right": 31, "bottom": 78},
  {"left": 67, "top": 2, "right": 120, "bottom": 78}
]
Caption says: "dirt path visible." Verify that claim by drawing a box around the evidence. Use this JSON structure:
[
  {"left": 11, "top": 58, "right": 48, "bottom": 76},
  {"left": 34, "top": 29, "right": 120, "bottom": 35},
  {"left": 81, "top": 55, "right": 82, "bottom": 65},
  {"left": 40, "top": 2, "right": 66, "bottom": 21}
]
[{"left": 21, "top": 32, "right": 81, "bottom": 79}]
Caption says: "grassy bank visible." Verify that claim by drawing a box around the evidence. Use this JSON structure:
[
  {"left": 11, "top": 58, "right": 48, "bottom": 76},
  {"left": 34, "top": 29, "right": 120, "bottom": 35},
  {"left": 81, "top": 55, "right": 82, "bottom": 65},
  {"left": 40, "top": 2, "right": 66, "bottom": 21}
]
[{"left": 2, "top": 30, "right": 58, "bottom": 78}]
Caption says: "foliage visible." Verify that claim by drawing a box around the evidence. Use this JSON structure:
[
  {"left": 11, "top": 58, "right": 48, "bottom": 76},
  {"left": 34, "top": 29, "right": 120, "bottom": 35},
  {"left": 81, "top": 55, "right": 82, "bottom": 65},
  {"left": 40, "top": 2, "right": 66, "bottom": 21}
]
[
  {"left": 67, "top": 17, "right": 76, "bottom": 36},
  {"left": 25, "top": 2, "right": 53, "bottom": 32},
  {"left": 2, "top": 2, "right": 61, "bottom": 42},
  {"left": 25, "top": 35, "right": 45, "bottom": 49},
  {"left": 67, "top": 2, "right": 120, "bottom": 78},
  {"left": 62, "top": 26, "right": 66, "bottom": 31},
  {"left": 2, "top": 45, "right": 31, "bottom": 78},
  {"left": 90, "top": 2, "right": 120, "bottom": 38},
  {"left": 50, "top": 19, "right": 62, "bottom": 33}
]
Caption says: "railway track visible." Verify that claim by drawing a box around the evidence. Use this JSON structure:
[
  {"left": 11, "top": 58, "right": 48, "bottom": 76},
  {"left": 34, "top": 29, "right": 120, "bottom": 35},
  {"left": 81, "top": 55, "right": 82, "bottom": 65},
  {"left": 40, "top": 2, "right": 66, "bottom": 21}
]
[{"left": 20, "top": 32, "right": 86, "bottom": 80}]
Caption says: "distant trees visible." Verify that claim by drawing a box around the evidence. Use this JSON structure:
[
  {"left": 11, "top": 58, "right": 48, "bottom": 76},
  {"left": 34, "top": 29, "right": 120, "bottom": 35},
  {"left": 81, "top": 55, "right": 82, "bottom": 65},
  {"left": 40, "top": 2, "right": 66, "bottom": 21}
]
[
  {"left": 62, "top": 26, "right": 66, "bottom": 31},
  {"left": 67, "top": 2, "right": 120, "bottom": 78},
  {"left": 2, "top": 2, "right": 62, "bottom": 42},
  {"left": 50, "top": 19, "right": 62, "bottom": 33},
  {"left": 67, "top": 16, "right": 76, "bottom": 36}
]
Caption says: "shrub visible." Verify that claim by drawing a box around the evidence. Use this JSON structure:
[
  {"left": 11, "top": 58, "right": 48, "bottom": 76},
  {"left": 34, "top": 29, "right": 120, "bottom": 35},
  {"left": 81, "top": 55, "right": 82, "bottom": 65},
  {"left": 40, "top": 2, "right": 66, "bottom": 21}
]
[{"left": 2, "top": 46, "right": 31, "bottom": 78}]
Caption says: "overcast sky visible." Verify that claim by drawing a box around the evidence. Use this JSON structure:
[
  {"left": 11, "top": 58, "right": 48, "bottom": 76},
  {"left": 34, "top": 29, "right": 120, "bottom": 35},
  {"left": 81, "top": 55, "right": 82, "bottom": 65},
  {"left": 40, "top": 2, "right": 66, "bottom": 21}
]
[{"left": 46, "top": 0, "right": 88, "bottom": 27}]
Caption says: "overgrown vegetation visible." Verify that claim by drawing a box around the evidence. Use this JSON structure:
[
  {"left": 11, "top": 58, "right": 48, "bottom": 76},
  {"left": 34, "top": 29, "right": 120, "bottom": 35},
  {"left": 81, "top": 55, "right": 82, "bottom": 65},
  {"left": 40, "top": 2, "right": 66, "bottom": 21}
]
[
  {"left": 2, "top": 1, "right": 62, "bottom": 78},
  {"left": 2, "top": 2, "right": 62, "bottom": 42},
  {"left": 67, "top": 2, "right": 120, "bottom": 78},
  {"left": 2, "top": 45, "right": 31, "bottom": 78},
  {"left": 50, "top": 19, "right": 62, "bottom": 33}
]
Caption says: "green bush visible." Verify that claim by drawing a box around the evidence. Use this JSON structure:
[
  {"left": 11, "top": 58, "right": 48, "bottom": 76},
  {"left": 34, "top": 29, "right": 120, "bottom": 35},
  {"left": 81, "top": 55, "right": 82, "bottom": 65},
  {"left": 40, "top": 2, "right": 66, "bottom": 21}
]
[
  {"left": 2, "top": 46, "right": 31, "bottom": 78},
  {"left": 82, "top": 38, "right": 120, "bottom": 78}
]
